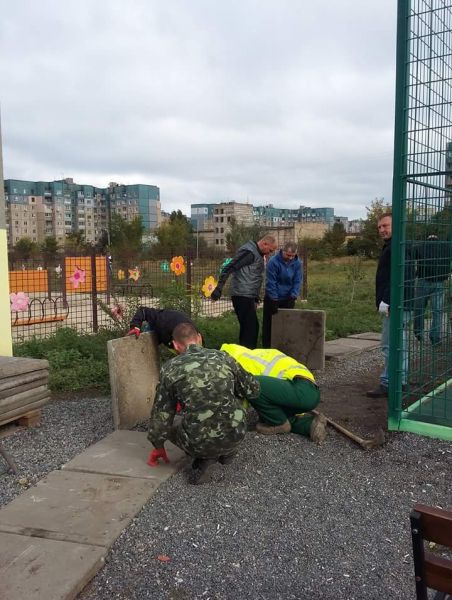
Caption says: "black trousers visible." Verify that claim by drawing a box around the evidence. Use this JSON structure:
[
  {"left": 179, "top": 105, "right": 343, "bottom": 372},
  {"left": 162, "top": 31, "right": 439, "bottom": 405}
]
[
  {"left": 231, "top": 296, "right": 259, "bottom": 349},
  {"left": 262, "top": 296, "right": 296, "bottom": 348}
]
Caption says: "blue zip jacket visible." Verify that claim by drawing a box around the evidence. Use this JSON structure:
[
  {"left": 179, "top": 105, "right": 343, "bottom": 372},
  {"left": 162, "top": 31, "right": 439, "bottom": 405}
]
[{"left": 265, "top": 250, "right": 302, "bottom": 300}]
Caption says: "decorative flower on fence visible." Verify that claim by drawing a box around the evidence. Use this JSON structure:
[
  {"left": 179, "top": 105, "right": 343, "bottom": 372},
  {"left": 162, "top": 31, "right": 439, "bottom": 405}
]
[
  {"left": 117, "top": 269, "right": 125, "bottom": 280},
  {"left": 55, "top": 265, "right": 62, "bottom": 277},
  {"left": 170, "top": 256, "right": 185, "bottom": 276},
  {"left": 111, "top": 303, "right": 124, "bottom": 321},
  {"left": 69, "top": 266, "right": 86, "bottom": 289},
  {"left": 128, "top": 267, "right": 141, "bottom": 281},
  {"left": 160, "top": 261, "right": 170, "bottom": 273},
  {"left": 201, "top": 276, "right": 218, "bottom": 298},
  {"left": 219, "top": 258, "right": 232, "bottom": 274},
  {"left": 10, "top": 292, "right": 30, "bottom": 312},
  {"left": 37, "top": 265, "right": 43, "bottom": 271}
]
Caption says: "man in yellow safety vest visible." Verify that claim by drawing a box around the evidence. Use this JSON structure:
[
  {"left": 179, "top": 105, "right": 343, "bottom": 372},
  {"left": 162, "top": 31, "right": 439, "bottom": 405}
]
[{"left": 221, "top": 344, "right": 327, "bottom": 443}]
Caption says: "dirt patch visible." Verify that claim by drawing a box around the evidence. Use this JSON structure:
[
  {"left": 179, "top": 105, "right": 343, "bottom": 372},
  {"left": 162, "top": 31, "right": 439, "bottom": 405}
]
[{"left": 319, "top": 366, "right": 387, "bottom": 438}]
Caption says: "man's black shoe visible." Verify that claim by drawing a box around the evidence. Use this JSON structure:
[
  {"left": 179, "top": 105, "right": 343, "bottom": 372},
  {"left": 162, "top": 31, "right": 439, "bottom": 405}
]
[
  {"left": 366, "top": 385, "right": 388, "bottom": 398},
  {"left": 190, "top": 458, "right": 217, "bottom": 485}
]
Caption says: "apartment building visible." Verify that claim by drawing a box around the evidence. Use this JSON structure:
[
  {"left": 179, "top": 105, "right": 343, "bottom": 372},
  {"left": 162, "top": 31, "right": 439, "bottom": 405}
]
[
  {"left": 4, "top": 178, "right": 161, "bottom": 247},
  {"left": 253, "top": 204, "right": 335, "bottom": 228},
  {"left": 213, "top": 202, "right": 254, "bottom": 249}
]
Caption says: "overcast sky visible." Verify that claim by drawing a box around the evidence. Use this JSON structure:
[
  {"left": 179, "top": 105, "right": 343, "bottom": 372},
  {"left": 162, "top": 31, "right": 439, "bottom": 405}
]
[{"left": 1, "top": 0, "right": 397, "bottom": 219}]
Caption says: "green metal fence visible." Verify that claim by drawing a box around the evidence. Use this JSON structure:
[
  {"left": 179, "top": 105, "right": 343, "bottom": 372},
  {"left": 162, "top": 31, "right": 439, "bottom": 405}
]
[{"left": 389, "top": 0, "right": 452, "bottom": 440}]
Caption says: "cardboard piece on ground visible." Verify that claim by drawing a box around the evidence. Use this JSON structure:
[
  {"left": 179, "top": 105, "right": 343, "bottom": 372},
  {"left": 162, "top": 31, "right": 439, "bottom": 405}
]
[
  {"left": 0, "top": 470, "right": 158, "bottom": 548},
  {"left": 63, "top": 430, "right": 189, "bottom": 482},
  {"left": 107, "top": 332, "right": 160, "bottom": 429},
  {"left": 271, "top": 309, "right": 325, "bottom": 370},
  {"left": 0, "top": 531, "right": 105, "bottom": 600}
]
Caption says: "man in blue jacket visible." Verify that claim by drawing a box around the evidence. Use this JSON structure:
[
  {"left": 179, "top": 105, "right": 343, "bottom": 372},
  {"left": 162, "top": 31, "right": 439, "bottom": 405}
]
[{"left": 262, "top": 241, "right": 302, "bottom": 347}]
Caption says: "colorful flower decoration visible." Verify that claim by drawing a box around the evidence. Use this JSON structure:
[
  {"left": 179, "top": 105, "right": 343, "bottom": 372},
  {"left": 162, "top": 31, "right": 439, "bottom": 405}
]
[
  {"left": 111, "top": 304, "right": 124, "bottom": 321},
  {"left": 160, "top": 260, "right": 170, "bottom": 273},
  {"left": 117, "top": 269, "right": 125, "bottom": 280},
  {"left": 10, "top": 292, "right": 30, "bottom": 312},
  {"left": 55, "top": 265, "right": 62, "bottom": 277},
  {"left": 128, "top": 267, "right": 141, "bottom": 281},
  {"left": 170, "top": 256, "right": 186, "bottom": 276},
  {"left": 219, "top": 258, "right": 232, "bottom": 274},
  {"left": 202, "top": 275, "right": 218, "bottom": 298},
  {"left": 69, "top": 266, "right": 86, "bottom": 289}
]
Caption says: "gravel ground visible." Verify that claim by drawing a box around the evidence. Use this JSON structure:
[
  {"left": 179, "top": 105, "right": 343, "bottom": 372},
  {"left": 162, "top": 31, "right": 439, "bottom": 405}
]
[{"left": 1, "top": 350, "right": 451, "bottom": 599}]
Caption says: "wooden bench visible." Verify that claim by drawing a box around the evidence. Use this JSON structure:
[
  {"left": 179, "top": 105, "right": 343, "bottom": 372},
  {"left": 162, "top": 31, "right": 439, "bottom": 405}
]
[
  {"left": 11, "top": 296, "right": 69, "bottom": 327},
  {"left": 411, "top": 502, "right": 452, "bottom": 599}
]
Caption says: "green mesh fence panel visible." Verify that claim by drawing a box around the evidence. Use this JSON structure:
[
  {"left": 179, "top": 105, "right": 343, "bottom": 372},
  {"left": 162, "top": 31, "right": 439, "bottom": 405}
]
[{"left": 389, "top": 0, "right": 452, "bottom": 439}]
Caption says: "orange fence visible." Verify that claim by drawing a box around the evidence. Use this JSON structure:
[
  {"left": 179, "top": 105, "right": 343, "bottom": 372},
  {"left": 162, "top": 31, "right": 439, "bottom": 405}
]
[
  {"left": 65, "top": 257, "right": 107, "bottom": 293},
  {"left": 9, "top": 270, "right": 49, "bottom": 294}
]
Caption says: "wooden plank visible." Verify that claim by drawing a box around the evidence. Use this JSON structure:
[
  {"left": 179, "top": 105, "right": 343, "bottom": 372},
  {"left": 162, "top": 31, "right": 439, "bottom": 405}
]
[
  {"left": 0, "top": 369, "right": 49, "bottom": 392},
  {"left": 0, "top": 357, "right": 49, "bottom": 379},
  {"left": 0, "top": 386, "right": 49, "bottom": 413},
  {"left": 0, "top": 379, "right": 49, "bottom": 400},
  {"left": 0, "top": 399, "right": 50, "bottom": 427},
  {"left": 17, "top": 410, "right": 41, "bottom": 427}
]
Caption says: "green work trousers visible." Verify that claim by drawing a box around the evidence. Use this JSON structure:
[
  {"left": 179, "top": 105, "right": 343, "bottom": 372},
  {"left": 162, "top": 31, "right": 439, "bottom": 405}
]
[{"left": 253, "top": 376, "right": 320, "bottom": 437}]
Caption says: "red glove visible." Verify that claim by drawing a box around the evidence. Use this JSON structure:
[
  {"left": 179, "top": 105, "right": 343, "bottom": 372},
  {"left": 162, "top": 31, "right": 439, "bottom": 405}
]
[
  {"left": 127, "top": 327, "right": 140, "bottom": 338},
  {"left": 176, "top": 402, "right": 182, "bottom": 413},
  {"left": 147, "top": 448, "right": 170, "bottom": 467}
]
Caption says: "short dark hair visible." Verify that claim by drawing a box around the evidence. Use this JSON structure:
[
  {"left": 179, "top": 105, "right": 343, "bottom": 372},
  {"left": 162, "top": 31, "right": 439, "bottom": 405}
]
[{"left": 172, "top": 322, "right": 199, "bottom": 344}]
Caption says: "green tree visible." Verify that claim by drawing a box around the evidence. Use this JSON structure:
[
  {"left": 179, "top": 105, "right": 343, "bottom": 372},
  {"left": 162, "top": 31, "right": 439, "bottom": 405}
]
[
  {"left": 323, "top": 222, "right": 346, "bottom": 256},
  {"left": 225, "top": 218, "right": 265, "bottom": 253},
  {"left": 350, "top": 198, "right": 392, "bottom": 258},
  {"left": 110, "top": 214, "right": 145, "bottom": 265},
  {"left": 153, "top": 210, "right": 195, "bottom": 255},
  {"left": 14, "top": 237, "right": 38, "bottom": 260},
  {"left": 40, "top": 236, "right": 59, "bottom": 264},
  {"left": 65, "top": 231, "right": 88, "bottom": 254}
]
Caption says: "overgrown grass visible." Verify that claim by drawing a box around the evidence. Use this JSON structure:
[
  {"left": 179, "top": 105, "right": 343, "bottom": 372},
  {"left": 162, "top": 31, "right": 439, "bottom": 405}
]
[{"left": 13, "top": 259, "right": 381, "bottom": 392}]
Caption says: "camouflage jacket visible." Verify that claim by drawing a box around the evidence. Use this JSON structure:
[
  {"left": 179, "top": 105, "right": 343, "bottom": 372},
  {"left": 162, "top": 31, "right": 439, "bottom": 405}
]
[{"left": 148, "top": 345, "right": 260, "bottom": 455}]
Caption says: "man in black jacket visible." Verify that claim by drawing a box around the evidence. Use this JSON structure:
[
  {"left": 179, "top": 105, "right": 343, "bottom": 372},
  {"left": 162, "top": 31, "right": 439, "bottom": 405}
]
[
  {"left": 367, "top": 213, "right": 415, "bottom": 398},
  {"left": 127, "top": 307, "right": 195, "bottom": 347},
  {"left": 210, "top": 235, "right": 277, "bottom": 349}
]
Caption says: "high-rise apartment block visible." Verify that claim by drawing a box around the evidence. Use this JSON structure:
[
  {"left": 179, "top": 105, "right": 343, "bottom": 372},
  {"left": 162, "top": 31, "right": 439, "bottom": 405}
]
[{"left": 4, "top": 178, "right": 161, "bottom": 247}]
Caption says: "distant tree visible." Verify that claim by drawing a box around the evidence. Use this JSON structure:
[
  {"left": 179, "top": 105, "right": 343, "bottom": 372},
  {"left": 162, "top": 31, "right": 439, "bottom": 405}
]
[
  {"left": 299, "top": 236, "right": 329, "bottom": 260},
  {"left": 153, "top": 211, "right": 195, "bottom": 255},
  {"left": 323, "top": 222, "right": 346, "bottom": 256},
  {"left": 14, "top": 237, "right": 38, "bottom": 260},
  {"left": 225, "top": 218, "right": 266, "bottom": 254},
  {"left": 65, "top": 231, "right": 88, "bottom": 254},
  {"left": 110, "top": 214, "right": 145, "bottom": 265},
  {"left": 349, "top": 198, "right": 392, "bottom": 258},
  {"left": 40, "top": 236, "right": 59, "bottom": 264}
]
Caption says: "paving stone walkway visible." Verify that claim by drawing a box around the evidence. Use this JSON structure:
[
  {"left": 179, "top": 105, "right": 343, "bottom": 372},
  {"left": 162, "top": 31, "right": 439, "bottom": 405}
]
[{"left": 0, "top": 333, "right": 381, "bottom": 599}]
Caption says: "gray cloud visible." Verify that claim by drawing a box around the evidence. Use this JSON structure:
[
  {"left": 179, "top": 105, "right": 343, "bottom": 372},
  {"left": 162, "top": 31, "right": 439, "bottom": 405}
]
[{"left": 1, "top": 0, "right": 397, "bottom": 218}]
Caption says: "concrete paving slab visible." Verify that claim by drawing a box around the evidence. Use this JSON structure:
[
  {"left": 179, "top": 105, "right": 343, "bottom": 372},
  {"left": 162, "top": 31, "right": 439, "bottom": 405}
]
[
  {"left": 63, "top": 430, "right": 189, "bottom": 482},
  {"left": 0, "top": 531, "right": 105, "bottom": 600},
  {"left": 108, "top": 332, "right": 160, "bottom": 429},
  {"left": 0, "top": 470, "right": 158, "bottom": 548},
  {"left": 325, "top": 338, "right": 380, "bottom": 360},
  {"left": 348, "top": 332, "right": 381, "bottom": 341}
]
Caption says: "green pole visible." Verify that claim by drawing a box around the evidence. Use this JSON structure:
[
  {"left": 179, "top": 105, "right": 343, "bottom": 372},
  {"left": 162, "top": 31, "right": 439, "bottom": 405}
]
[{"left": 388, "top": 0, "right": 410, "bottom": 430}]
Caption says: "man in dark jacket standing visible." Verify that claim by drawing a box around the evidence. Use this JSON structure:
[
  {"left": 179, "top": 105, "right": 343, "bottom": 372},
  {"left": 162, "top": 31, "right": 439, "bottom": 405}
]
[
  {"left": 262, "top": 241, "right": 302, "bottom": 347},
  {"left": 413, "top": 235, "right": 451, "bottom": 346},
  {"left": 210, "top": 235, "right": 277, "bottom": 349},
  {"left": 367, "top": 213, "right": 415, "bottom": 398},
  {"left": 127, "top": 307, "right": 194, "bottom": 347}
]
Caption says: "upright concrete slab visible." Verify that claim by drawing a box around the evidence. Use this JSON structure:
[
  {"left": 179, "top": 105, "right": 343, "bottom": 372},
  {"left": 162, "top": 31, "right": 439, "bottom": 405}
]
[
  {"left": 271, "top": 309, "right": 325, "bottom": 370},
  {"left": 63, "top": 430, "right": 189, "bottom": 482},
  {"left": 0, "top": 470, "right": 158, "bottom": 548},
  {"left": 0, "top": 531, "right": 105, "bottom": 600},
  {"left": 107, "top": 332, "right": 160, "bottom": 429}
]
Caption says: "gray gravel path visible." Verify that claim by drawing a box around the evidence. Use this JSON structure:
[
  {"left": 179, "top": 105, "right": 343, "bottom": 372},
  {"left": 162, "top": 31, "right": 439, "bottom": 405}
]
[{"left": 1, "top": 350, "right": 451, "bottom": 599}]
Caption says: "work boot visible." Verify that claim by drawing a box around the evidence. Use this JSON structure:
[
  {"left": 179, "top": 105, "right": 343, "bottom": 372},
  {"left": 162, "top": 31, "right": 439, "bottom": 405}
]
[
  {"left": 310, "top": 413, "right": 327, "bottom": 444},
  {"left": 366, "top": 384, "right": 388, "bottom": 398},
  {"left": 255, "top": 420, "right": 291, "bottom": 435},
  {"left": 218, "top": 453, "right": 236, "bottom": 465},
  {"left": 190, "top": 458, "right": 217, "bottom": 485}
]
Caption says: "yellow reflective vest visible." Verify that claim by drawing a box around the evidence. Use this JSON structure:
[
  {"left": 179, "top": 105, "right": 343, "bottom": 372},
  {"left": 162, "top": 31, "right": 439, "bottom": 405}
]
[{"left": 221, "top": 344, "right": 316, "bottom": 384}]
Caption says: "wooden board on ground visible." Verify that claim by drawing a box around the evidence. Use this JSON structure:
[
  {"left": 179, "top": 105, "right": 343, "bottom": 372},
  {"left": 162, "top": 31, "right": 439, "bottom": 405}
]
[{"left": 107, "top": 332, "right": 160, "bottom": 430}]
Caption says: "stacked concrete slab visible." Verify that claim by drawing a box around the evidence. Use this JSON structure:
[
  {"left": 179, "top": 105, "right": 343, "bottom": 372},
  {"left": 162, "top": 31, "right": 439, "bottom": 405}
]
[
  {"left": 107, "top": 332, "right": 160, "bottom": 429},
  {"left": 0, "top": 357, "right": 50, "bottom": 426}
]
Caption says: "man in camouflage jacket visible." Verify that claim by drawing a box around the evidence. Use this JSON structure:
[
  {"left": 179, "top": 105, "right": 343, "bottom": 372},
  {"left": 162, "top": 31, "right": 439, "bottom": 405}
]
[{"left": 147, "top": 322, "right": 260, "bottom": 483}]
